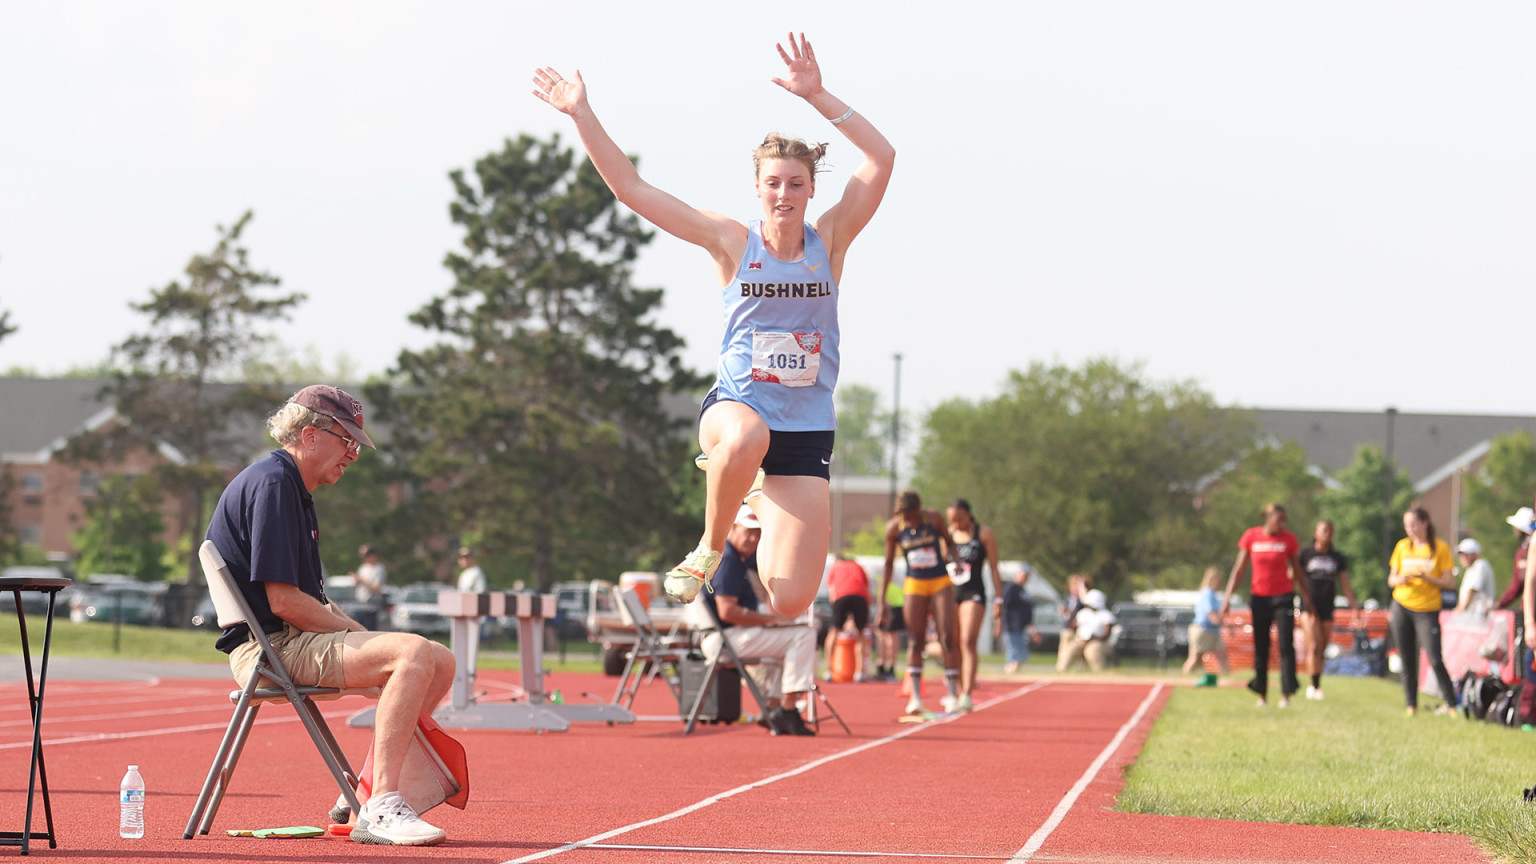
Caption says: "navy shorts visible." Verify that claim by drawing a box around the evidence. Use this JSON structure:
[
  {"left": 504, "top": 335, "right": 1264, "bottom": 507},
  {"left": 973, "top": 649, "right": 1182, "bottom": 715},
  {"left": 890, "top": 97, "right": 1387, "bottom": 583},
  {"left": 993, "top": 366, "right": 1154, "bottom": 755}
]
[{"left": 700, "top": 388, "right": 835, "bottom": 480}]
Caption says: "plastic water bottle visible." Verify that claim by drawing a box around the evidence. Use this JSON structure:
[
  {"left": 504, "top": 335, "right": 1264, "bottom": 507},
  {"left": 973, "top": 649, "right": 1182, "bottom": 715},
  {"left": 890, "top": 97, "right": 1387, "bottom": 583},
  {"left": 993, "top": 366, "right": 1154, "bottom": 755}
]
[{"left": 119, "top": 765, "right": 145, "bottom": 839}]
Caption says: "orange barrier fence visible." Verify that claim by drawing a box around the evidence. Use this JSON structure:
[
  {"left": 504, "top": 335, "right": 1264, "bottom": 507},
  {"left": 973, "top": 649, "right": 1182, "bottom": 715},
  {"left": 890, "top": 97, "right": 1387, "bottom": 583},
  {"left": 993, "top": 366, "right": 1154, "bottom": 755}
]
[{"left": 1204, "top": 609, "right": 1390, "bottom": 674}]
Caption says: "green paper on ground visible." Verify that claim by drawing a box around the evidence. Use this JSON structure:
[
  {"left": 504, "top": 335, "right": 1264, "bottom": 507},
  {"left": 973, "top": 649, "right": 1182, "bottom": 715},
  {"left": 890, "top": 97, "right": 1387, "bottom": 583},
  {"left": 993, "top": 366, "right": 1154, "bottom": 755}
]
[{"left": 225, "top": 826, "right": 325, "bottom": 838}]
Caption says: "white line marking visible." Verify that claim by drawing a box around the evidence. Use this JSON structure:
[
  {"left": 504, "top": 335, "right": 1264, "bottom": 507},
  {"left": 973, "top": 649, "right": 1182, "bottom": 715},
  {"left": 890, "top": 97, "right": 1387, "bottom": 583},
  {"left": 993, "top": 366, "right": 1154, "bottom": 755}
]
[
  {"left": 0, "top": 704, "right": 361, "bottom": 751},
  {"left": 588, "top": 843, "right": 1008, "bottom": 859},
  {"left": 1010, "top": 683, "right": 1163, "bottom": 862},
  {"left": 502, "top": 681, "right": 1051, "bottom": 864}
]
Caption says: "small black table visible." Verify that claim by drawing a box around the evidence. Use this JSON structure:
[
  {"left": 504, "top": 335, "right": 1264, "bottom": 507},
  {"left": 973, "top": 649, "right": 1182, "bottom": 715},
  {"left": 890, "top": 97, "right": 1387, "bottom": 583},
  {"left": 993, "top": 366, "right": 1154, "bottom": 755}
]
[{"left": 1, "top": 574, "right": 70, "bottom": 855}]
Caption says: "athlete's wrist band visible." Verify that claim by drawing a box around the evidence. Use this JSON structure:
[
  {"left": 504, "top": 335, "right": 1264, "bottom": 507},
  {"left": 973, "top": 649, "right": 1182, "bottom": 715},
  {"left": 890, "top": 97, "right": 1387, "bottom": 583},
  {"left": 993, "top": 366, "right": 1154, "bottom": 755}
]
[{"left": 830, "top": 107, "right": 855, "bottom": 125}]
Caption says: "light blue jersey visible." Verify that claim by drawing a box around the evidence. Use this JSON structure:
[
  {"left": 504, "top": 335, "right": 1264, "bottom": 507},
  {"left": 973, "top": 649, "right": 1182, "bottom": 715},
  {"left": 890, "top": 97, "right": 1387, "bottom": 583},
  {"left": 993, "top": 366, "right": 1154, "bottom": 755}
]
[{"left": 714, "top": 221, "right": 839, "bottom": 431}]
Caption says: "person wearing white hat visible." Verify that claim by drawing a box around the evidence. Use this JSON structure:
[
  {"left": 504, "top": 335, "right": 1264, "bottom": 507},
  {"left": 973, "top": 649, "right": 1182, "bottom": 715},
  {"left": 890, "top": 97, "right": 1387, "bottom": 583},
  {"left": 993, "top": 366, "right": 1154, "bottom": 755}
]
[
  {"left": 698, "top": 504, "right": 819, "bottom": 736},
  {"left": 1454, "top": 538, "right": 1494, "bottom": 616}
]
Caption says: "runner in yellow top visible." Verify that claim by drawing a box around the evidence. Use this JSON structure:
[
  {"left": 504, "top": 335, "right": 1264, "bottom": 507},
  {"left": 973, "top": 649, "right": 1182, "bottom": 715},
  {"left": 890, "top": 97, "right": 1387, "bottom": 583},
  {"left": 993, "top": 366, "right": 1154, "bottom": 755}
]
[{"left": 1387, "top": 506, "right": 1458, "bottom": 716}]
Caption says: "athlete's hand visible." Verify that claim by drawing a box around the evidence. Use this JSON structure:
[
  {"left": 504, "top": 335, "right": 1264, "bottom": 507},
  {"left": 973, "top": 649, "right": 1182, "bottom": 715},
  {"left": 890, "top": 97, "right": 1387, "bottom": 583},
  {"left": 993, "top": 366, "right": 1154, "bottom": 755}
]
[
  {"left": 532, "top": 67, "right": 586, "bottom": 116},
  {"left": 770, "top": 32, "right": 823, "bottom": 99}
]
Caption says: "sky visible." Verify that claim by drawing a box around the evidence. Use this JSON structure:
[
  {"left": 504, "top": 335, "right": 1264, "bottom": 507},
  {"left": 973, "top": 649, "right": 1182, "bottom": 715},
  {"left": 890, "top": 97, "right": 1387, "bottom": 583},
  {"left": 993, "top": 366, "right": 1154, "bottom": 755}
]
[{"left": 2, "top": 2, "right": 1533, "bottom": 421}]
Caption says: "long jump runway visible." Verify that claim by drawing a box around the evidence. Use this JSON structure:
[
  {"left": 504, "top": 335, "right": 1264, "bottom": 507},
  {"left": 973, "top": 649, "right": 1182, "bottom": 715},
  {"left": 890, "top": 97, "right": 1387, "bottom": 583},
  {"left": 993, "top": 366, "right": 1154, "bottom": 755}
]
[{"left": 0, "top": 667, "right": 1490, "bottom": 863}]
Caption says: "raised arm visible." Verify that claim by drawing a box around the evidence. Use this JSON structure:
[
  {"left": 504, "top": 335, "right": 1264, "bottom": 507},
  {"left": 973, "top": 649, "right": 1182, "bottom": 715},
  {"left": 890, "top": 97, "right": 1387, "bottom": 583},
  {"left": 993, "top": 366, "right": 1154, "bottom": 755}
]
[
  {"left": 531, "top": 67, "right": 741, "bottom": 272},
  {"left": 770, "top": 33, "right": 896, "bottom": 263}
]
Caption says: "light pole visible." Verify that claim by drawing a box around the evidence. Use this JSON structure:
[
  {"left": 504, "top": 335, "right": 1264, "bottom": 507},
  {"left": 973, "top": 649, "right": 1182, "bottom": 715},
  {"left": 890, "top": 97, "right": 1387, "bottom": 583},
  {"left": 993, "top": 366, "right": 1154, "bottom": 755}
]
[
  {"left": 888, "top": 353, "right": 903, "bottom": 515},
  {"left": 1382, "top": 406, "right": 1397, "bottom": 567}
]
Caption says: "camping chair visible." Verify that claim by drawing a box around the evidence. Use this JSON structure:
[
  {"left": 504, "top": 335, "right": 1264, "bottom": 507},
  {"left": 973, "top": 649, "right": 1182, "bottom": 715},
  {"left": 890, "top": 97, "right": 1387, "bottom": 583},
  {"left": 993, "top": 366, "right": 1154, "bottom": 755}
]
[
  {"left": 183, "top": 540, "right": 381, "bottom": 839},
  {"left": 612, "top": 587, "right": 690, "bottom": 712}
]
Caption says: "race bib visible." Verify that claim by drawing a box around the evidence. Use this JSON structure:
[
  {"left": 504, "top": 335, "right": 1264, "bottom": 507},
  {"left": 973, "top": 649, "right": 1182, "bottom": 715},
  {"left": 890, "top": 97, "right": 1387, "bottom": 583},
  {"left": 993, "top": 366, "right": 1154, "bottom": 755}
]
[
  {"left": 907, "top": 546, "right": 939, "bottom": 570},
  {"left": 751, "top": 331, "right": 822, "bottom": 388},
  {"left": 950, "top": 562, "right": 971, "bottom": 585}
]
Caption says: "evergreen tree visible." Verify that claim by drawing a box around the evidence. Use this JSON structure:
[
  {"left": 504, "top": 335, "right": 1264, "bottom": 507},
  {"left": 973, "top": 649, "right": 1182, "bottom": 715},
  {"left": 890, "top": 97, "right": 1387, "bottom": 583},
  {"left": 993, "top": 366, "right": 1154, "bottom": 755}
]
[
  {"left": 66, "top": 211, "right": 304, "bottom": 583},
  {"left": 384, "top": 133, "right": 709, "bottom": 590}
]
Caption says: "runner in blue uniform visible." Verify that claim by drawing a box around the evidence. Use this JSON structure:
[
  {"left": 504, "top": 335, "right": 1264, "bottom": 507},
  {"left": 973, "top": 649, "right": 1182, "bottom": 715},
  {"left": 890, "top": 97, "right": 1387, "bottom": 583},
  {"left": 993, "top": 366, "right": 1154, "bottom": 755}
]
[{"left": 534, "top": 33, "right": 894, "bottom": 618}]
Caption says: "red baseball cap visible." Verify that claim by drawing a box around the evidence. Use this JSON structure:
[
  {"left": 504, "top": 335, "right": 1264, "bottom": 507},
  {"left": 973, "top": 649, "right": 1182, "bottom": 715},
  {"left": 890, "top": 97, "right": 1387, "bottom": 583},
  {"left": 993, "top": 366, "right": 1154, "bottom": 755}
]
[{"left": 290, "top": 385, "right": 376, "bottom": 450}]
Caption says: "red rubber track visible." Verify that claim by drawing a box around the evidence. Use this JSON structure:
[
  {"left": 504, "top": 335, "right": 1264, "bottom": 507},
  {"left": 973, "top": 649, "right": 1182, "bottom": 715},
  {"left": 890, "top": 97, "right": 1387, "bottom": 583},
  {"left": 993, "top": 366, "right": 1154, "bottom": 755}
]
[{"left": 0, "top": 669, "right": 1490, "bottom": 863}]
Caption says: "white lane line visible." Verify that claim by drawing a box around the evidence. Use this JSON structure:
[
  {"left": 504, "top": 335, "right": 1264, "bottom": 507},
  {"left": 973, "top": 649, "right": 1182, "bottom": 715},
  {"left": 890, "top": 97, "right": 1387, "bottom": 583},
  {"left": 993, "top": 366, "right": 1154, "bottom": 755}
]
[
  {"left": 0, "top": 704, "right": 362, "bottom": 751},
  {"left": 1010, "top": 683, "right": 1164, "bottom": 862},
  {"left": 503, "top": 681, "right": 1052, "bottom": 864},
  {"left": 587, "top": 843, "right": 1009, "bottom": 859}
]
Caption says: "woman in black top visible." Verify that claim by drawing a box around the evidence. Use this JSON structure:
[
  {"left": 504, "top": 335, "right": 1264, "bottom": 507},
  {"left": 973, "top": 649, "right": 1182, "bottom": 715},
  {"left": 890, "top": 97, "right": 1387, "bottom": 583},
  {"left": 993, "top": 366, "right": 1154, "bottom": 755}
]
[
  {"left": 946, "top": 499, "right": 1003, "bottom": 712},
  {"left": 1297, "top": 519, "right": 1359, "bottom": 701}
]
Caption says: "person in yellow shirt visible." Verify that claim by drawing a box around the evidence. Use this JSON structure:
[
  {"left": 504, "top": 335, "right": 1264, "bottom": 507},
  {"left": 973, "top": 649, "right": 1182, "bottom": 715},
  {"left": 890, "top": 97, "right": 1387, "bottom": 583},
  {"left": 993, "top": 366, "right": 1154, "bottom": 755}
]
[{"left": 1387, "top": 506, "right": 1459, "bottom": 716}]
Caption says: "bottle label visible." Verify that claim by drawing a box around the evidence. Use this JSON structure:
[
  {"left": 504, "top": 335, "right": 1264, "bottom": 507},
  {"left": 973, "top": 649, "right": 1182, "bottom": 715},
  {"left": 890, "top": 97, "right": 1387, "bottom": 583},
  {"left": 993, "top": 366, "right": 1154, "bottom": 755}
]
[{"left": 122, "top": 790, "right": 144, "bottom": 804}]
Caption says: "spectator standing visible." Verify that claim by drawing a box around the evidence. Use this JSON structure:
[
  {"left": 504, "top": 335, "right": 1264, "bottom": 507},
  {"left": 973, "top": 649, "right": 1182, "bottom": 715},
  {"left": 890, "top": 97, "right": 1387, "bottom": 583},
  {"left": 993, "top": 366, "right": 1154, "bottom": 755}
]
[
  {"left": 1454, "top": 538, "right": 1495, "bottom": 616},
  {"left": 1496, "top": 506, "right": 1535, "bottom": 727},
  {"left": 1297, "top": 520, "right": 1359, "bottom": 701},
  {"left": 1000, "top": 568, "right": 1038, "bottom": 675},
  {"left": 353, "top": 545, "right": 388, "bottom": 631},
  {"left": 823, "top": 554, "right": 871, "bottom": 681},
  {"left": 1221, "top": 504, "right": 1316, "bottom": 708},
  {"left": 455, "top": 547, "right": 488, "bottom": 676},
  {"left": 874, "top": 576, "right": 905, "bottom": 683},
  {"left": 1389, "top": 506, "right": 1459, "bottom": 716},
  {"left": 1184, "top": 567, "right": 1230, "bottom": 686}
]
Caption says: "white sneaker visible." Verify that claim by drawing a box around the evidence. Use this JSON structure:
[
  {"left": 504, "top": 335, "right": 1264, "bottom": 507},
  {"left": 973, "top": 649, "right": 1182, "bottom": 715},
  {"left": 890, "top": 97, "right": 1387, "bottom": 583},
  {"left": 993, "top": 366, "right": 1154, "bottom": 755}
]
[
  {"left": 956, "top": 693, "right": 974, "bottom": 713},
  {"left": 1306, "top": 686, "right": 1323, "bottom": 701},
  {"left": 940, "top": 694, "right": 958, "bottom": 714},
  {"left": 904, "top": 695, "right": 924, "bottom": 716},
  {"left": 351, "top": 792, "right": 446, "bottom": 846},
  {"left": 663, "top": 546, "right": 721, "bottom": 603}
]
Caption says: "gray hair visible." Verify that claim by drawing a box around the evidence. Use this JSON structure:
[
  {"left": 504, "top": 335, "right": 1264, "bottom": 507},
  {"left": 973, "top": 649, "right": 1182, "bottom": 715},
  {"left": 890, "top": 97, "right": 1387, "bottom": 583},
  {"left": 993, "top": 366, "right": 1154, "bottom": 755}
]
[{"left": 267, "top": 401, "right": 335, "bottom": 447}]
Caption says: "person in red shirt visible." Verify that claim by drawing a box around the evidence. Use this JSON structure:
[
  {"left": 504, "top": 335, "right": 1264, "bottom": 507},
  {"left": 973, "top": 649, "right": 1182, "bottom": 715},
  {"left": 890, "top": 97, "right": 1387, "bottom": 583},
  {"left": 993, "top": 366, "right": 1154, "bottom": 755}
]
[
  {"left": 822, "top": 554, "right": 872, "bottom": 681},
  {"left": 1221, "top": 503, "right": 1316, "bottom": 707}
]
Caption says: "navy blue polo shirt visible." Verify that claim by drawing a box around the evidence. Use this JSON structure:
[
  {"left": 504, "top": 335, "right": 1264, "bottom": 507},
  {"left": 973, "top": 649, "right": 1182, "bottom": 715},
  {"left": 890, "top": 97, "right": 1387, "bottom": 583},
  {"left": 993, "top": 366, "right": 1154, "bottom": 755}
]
[
  {"left": 206, "top": 450, "right": 329, "bottom": 653},
  {"left": 702, "top": 541, "right": 757, "bottom": 630}
]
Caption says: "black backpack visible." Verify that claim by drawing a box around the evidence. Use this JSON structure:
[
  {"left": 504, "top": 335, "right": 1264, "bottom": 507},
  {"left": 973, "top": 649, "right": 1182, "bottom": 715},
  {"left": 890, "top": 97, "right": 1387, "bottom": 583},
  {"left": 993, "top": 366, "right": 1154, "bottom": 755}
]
[
  {"left": 1459, "top": 672, "right": 1507, "bottom": 721},
  {"left": 1489, "top": 683, "right": 1524, "bottom": 728}
]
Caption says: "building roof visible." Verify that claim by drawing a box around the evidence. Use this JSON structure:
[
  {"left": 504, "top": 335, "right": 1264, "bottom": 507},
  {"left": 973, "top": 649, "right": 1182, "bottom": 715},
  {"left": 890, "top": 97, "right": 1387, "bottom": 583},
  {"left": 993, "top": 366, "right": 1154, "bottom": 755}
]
[
  {"left": 0, "top": 377, "right": 115, "bottom": 461},
  {"left": 1254, "top": 408, "right": 1536, "bottom": 485}
]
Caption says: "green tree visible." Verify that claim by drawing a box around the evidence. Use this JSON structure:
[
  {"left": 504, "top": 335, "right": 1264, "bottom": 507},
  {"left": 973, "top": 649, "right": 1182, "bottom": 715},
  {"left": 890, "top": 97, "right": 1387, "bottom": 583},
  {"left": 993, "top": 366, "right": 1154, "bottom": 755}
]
[
  {"left": 1198, "top": 440, "right": 1326, "bottom": 566},
  {"left": 1316, "top": 445, "right": 1415, "bottom": 603},
  {"left": 1462, "top": 431, "right": 1536, "bottom": 597},
  {"left": 72, "top": 475, "right": 168, "bottom": 581},
  {"left": 0, "top": 308, "right": 15, "bottom": 344},
  {"left": 834, "top": 382, "right": 894, "bottom": 477},
  {"left": 382, "top": 133, "right": 709, "bottom": 591},
  {"left": 66, "top": 211, "right": 305, "bottom": 584},
  {"left": 911, "top": 358, "right": 1255, "bottom": 599}
]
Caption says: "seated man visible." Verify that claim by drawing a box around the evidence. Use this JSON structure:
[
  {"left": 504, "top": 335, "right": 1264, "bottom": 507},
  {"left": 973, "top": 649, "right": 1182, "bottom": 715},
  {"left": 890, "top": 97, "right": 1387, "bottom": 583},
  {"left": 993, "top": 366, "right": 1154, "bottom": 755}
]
[
  {"left": 206, "top": 385, "right": 456, "bottom": 846},
  {"left": 699, "top": 505, "right": 818, "bottom": 736}
]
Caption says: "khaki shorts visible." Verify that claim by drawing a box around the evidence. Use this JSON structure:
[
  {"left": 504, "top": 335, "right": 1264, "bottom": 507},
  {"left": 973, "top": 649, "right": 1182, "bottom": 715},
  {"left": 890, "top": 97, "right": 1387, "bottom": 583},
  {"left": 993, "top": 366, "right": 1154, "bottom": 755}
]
[
  {"left": 230, "top": 623, "right": 349, "bottom": 689},
  {"left": 1190, "top": 625, "right": 1223, "bottom": 654}
]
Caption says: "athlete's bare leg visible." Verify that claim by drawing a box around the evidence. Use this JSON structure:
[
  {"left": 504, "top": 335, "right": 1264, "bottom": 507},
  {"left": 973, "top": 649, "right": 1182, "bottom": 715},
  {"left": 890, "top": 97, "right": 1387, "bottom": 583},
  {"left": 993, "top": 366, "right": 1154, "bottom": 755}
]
[
  {"left": 698, "top": 401, "right": 771, "bottom": 551},
  {"left": 751, "top": 474, "right": 830, "bottom": 618},
  {"left": 956, "top": 598, "right": 986, "bottom": 696}
]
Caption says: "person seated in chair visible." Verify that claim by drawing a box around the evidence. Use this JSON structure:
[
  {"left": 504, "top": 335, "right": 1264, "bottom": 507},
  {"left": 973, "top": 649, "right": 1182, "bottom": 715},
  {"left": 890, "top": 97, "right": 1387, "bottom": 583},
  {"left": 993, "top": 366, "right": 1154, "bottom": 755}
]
[
  {"left": 700, "top": 504, "right": 818, "bottom": 736},
  {"left": 205, "top": 385, "right": 456, "bottom": 847}
]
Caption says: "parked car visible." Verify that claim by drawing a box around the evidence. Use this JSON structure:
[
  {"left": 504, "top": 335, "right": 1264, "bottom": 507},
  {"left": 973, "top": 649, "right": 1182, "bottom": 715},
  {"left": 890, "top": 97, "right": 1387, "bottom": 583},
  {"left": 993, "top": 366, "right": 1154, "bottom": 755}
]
[
  {"left": 71, "top": 582, "right": 165, "bottom": 626},
  {"left": 1109, "top": 603, "right": 1186, "bottom": 663},
  {"left": 0, "top": 566, "right": 70, "bottom": 617},
  {"left": 389, "top": 584, "right": 450, "bottom": 636},
  {"left": 551, "top": 581, "right": 593, "bottom": 643}
]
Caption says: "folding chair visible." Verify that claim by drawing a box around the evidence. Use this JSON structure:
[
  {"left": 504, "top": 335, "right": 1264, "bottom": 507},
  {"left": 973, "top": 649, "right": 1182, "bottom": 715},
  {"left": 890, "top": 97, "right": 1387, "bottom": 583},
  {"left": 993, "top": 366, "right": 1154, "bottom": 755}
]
[
  {"left": 612, "top": 587, "right": 690, "bottom": 712},
  {"left": 682, "top": 598, "right": 777, "bottom": 734},
  {"left": 183, "top": 540, "right": 380, "bottom": 839}
]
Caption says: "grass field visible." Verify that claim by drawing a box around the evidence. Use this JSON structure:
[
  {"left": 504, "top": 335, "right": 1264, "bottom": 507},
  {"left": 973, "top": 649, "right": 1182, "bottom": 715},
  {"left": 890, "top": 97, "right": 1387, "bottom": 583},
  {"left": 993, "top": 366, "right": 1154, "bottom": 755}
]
[{"left": 1120, "top": 674, "right": 1536, "bottom": 863}]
